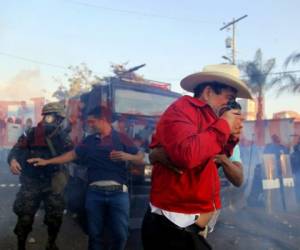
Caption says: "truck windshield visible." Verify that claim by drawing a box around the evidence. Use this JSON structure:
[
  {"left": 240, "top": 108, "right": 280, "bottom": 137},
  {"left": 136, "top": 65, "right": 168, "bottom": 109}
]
[{"left": 114, "top": 88, "right": 178, "bottom": 116}]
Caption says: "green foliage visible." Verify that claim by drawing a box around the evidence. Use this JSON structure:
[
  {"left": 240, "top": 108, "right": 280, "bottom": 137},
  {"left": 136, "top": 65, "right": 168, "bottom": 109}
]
[
  {"left": 68, "top": 63, "right": 103, "bottom": 97},
  {"left": 276, "top": 51, "right": 300, "bottom": 94},
  {"left": 239, "top": 49, "right": 279, "bottom": 95},
  {"left": 239, "top": 49, "right": 281, "bottom": 119},
  {"left": 52, "top": 84, "right": 69, "bottom": 101},
  {"left": 52, "top": 63, "right": 103, "bottom": 100}
]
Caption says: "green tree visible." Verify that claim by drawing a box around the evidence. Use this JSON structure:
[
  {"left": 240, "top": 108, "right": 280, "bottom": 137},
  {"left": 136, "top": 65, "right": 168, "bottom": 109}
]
[
  {"left": 52, "top": 63, "right": 103, "bottom": 100},
  {"left": 68, "top": 63, "right": 102, "bottom": 97},
  {"left": 52, "top": 82, "right": 69, "bottom": 101},
  {"left": 239, "top": 49, "right": 281, "bottom": 120},
  {"left": 276, "top": 51, "right": 300, "bottom": 93}
]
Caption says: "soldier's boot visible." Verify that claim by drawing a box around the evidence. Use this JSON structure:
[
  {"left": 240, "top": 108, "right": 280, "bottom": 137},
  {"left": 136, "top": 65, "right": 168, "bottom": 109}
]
[
  {"left": 46, "top": 230, "right": 59, "bottom": 250},
  {"left": 44, "top": 196, "right": 64, "bottom": 250},
  {"left": 14, "top": 216, "right": 32, "bottom": 250},
  {"left": 45, "top": 242, "right": 59, "bottom": 250},
  {"left": 17, "top": 238, "right": 27, "bottom": 250}
]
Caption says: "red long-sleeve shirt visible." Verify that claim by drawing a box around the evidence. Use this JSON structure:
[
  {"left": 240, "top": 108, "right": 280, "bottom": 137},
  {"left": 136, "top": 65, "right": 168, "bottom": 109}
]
[{"left": 150, "top": 95, "right": 237, "bottom": 213}]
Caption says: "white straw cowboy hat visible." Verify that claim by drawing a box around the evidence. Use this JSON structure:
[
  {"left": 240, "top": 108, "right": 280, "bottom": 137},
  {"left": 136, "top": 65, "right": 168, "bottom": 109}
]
[{"left": 180, "top": 64, "right": 253, "bottom": 99}]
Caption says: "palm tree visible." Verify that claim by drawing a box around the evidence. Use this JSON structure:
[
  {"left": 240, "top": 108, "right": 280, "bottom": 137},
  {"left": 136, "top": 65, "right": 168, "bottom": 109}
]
[
  {"left": 285, "top": 51, "right": 300, "bottom": 66},
  {"left": 239, "top": 49, "right": 281, "bottom": 120},
  {"left": 276, "top": 51, "right": 300, "bottom": 93}
]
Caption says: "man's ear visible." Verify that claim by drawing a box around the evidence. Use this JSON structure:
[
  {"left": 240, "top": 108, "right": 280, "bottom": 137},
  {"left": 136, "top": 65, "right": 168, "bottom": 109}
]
[{"left": 201, "top": 86, "right": 212, "bottom": 102}]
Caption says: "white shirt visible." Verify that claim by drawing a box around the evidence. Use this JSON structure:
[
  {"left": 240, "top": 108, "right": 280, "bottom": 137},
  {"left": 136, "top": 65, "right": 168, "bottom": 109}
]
[
  {"left": 150, "top": 203, "right": 199, "bottom": 228},
  {"left": 150, "top": 203, "right": 220, "bottom": 232}
]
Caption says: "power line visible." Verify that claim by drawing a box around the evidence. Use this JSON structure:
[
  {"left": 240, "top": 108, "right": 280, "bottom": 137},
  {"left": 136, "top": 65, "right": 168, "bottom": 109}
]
[
  {"left": 0, "top": 52, "right": 68, "bottom": 70},
  {"left": 2, "top": 51, "right": 300, "bottom": 81},
  {"left": 63, "top": 0, "right": 215, "bottom": 24},
  {"left": 269, "top": 69, "right": 300, "bottom": 75},
  {"left": 241, "top": 69, "right": 300, "bottom": 79}
]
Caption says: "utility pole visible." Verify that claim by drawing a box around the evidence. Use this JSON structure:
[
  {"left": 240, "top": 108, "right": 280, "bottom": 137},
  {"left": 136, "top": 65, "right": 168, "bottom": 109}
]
[{"left": 220, "top": 14, "right": 248, "bottom": 65}]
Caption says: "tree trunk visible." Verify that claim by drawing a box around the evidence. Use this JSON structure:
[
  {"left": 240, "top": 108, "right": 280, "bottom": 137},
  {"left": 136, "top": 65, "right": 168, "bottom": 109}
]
[{"left": 256, "top": 92, "right": 264, "bottom": 120}]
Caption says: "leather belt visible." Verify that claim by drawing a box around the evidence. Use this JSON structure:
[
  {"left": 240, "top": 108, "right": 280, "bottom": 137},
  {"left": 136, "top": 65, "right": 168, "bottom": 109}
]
[{"left": 89, "top": 184, "right": 125, "bottom": 192}]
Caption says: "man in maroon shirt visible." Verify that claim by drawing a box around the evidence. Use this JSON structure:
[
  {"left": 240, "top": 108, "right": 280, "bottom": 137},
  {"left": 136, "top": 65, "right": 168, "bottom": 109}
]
[{"left": 141, "top": 64, "right": 252, "bottom": 250}]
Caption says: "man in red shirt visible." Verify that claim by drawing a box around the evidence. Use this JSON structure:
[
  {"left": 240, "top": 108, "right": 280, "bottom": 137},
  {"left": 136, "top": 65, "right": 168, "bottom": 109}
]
[{"left": 141, "top": 64, "right": 252, "bottom": 250}]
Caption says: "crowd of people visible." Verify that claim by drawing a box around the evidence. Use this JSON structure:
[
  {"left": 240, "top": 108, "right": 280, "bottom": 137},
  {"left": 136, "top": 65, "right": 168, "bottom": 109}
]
[
  {"left": 4, "top": 63, "right": 300, "bottom": 250},
  {"left": 0, "top": 112, "right": 33, "bottom": 165},
  {"left": 237, "top": 132, "right": 300, "bottom": 208}
]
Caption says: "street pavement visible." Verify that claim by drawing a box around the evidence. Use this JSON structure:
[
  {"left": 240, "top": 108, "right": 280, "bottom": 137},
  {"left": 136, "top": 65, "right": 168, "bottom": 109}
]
[
  {"left": 0, "top": 162, "right": 141, "bottom": 250},
  {"left": 1, "top": 162, "right": 300, "bottom": 250}
]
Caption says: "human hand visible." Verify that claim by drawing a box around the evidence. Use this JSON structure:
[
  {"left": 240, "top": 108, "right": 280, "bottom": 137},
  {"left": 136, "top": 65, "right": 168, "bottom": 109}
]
[
  {"left": 110, "top": 150, "right": 132, "bottom": 161},
  {"left": 214, "top": 154, "right": 227, "bottom": 164},
  {"left": 149, "top": 147, "right": 169, "bottom": 165},
  {"left": 149, "top": 147, "right": 183, "bottom": 174},
  {"left": 214, "top": 154, "right": 231, "bottom": 169},
  {"left": 27, "top": 158, "right": 49, "bottom": 167},
  {"left": 10, "top": 159, "right": 22, "bottom": 175}
]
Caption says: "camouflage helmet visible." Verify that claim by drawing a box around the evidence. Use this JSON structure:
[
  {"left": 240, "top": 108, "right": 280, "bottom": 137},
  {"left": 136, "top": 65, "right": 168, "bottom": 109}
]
[{"left": 42, "top": 102, "right": 66, "bottom": 117}]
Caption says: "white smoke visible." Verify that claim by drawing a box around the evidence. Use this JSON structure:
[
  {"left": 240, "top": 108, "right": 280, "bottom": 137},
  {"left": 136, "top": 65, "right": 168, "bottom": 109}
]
[{"left": 0, "top": 69, "right": 52, "bottom": 101}]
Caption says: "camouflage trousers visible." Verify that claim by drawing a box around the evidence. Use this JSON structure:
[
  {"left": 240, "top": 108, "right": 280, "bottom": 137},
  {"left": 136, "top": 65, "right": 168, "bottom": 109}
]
[{"left": 13, "top": 172, "right": 67, "bottom": 242}]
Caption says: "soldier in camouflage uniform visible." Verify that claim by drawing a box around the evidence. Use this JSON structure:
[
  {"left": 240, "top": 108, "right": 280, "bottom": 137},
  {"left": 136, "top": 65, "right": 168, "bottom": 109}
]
[{"left": 8, "top": 102, "right": 73, "bottom": 250}]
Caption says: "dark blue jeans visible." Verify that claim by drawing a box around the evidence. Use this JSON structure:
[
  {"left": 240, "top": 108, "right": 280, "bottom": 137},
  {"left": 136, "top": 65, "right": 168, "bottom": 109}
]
[{"left": 85, "top": 187, "right": 129, "bottom": 250}]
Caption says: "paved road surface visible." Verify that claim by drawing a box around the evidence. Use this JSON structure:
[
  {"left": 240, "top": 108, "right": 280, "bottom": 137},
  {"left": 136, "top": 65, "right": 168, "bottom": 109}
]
[{"left": 1, "top": 162, "right": 300, "bottom": 250}]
